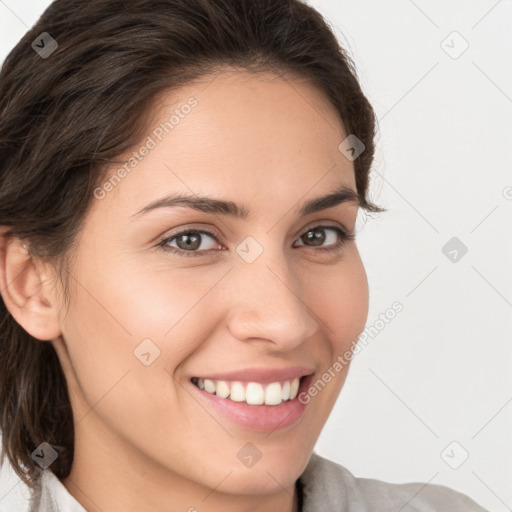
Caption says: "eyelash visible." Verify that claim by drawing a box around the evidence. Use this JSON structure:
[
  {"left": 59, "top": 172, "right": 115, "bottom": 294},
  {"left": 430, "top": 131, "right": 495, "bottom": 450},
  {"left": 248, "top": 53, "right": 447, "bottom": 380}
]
[{"left": 156, "top": 224, "right": 355, "bottom": 258}]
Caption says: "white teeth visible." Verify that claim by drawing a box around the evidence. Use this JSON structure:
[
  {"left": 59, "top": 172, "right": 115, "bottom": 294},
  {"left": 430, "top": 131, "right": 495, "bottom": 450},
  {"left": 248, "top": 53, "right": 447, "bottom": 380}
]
[
  {"left": 215, "top": 380, "right": 230, "bottom": 399},
  {"left": 264, "top": 382, "right": 283, "bottom": 405},
  {"left": 245, "top": 383, "right": 264, "bottom": 405},
  {"left": 230, "top": 382, "right": 245, "bottom": 402},
  {"left": 290, "top": 378, "right": 300, "bottom": 400},
  {"left": 204, "top": 379, "right": 216, "bottom": 393},
  {"left": 282, "top": 380, "right": 290, "bottom": 401},
  {"left": 193, "top": 377, "right": 302, "bottom": 406}
]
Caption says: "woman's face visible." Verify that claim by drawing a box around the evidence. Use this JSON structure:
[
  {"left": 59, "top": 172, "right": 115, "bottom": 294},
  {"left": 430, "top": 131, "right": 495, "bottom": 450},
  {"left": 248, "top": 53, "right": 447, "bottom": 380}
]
[{"left": 52, "top": 70, "right": 369, "bottom": 507}]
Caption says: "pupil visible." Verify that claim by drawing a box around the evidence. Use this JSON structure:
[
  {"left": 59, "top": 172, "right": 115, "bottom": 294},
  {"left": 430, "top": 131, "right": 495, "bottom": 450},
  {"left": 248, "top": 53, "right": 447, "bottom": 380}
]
[
  {"left": 304, "top": 229, "right": 324, "bottom": 246},
  {"left": 178, "top": 233, "right": 200, "bottom": 250}
]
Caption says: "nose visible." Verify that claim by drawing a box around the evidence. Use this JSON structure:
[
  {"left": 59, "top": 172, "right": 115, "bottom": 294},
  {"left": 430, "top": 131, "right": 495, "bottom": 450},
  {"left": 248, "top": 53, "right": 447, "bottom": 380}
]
[{"left": 225, "top": 253, "right": 319, "bottom": 351}]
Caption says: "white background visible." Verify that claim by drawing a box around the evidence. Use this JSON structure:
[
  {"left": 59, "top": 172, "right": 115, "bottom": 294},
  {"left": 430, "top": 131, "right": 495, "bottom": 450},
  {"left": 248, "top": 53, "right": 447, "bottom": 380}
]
[{"left": 1, "top": 1, "right": 511, "bottom": 511}]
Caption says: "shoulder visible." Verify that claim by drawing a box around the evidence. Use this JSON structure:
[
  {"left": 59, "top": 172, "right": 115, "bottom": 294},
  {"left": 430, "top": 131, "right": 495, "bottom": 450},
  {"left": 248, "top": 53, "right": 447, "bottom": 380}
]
[
  {"left": 30, "top": 470, "right": 86, "bottom": 512},
  {"left": 0, "top": 459, "right": 85, "bottom": 512},
  {"left": 299, "top": 452, "right": 490, "bottom": 512}
]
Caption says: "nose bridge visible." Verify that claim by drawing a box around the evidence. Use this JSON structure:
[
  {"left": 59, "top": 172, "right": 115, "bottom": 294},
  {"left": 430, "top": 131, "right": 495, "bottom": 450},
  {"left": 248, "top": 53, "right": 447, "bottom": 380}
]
[{"left": 226, "top": 245, "right": 319, "bottom": 348}]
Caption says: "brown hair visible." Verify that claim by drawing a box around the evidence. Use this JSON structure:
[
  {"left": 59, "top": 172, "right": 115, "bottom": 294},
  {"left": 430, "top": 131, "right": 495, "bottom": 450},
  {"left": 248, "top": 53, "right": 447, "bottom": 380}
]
[{"left": 0, "top": 0, "right": 384, "bottom": 488}]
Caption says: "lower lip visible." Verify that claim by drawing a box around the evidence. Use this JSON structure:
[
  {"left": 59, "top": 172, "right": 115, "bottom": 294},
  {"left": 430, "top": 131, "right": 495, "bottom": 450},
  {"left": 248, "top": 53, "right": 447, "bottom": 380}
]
[{"left": 189, "top": 374, "right": 314, "bottom": 432}]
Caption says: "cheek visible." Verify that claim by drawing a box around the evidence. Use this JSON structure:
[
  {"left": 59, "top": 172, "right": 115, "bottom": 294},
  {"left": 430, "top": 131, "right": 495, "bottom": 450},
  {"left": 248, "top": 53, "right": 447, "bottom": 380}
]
[
  {"left": 59, "top": 262, "right": 223, "bottom": 453},
  {"left": 69, "top": 259, "right": 230, "bottom": 358},
  {"left": 306, "top": 248, "right": 369, "bottom": 353},
  {"left": 58, "top": 260, "right": 224, "bottom": 409},
  {"left": 292, "top": 250, "right": 368, "bottom": 428}
]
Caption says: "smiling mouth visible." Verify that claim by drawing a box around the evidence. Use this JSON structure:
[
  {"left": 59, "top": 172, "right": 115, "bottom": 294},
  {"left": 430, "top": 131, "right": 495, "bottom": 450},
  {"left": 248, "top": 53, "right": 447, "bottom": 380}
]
[{"left": 190, "top": 376, "right": 308, "bottom": 406}]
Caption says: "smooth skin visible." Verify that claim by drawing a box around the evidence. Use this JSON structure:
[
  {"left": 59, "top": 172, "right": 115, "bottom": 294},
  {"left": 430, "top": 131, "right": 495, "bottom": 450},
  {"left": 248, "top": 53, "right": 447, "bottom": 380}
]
[{"left": 0, "top": 69, "right": 369, "bottom": 512}]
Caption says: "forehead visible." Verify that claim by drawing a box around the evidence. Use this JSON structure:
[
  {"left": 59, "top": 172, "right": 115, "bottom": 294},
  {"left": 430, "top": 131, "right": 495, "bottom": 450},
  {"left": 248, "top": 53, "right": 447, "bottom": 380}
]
[{"left": 93, "top": 70, "right": 355, "bottom": 220}]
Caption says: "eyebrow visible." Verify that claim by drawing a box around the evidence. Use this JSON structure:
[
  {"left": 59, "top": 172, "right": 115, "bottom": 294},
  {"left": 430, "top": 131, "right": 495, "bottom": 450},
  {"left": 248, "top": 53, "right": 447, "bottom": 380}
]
[{"left": 132, "top": 183, "right": 361, "bottom": 219}]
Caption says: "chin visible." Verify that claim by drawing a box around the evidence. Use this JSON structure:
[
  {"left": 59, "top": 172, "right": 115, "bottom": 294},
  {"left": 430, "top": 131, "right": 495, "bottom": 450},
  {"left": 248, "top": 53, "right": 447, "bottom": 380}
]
[{"left": 220, "top": 467, "right": 300, "bottom": 496}]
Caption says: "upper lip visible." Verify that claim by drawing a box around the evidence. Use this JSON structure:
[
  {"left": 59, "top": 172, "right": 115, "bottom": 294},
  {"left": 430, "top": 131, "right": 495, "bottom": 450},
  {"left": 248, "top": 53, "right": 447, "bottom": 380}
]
[{"left": 192, "top": 366, "right": 315, "bottom": 384}]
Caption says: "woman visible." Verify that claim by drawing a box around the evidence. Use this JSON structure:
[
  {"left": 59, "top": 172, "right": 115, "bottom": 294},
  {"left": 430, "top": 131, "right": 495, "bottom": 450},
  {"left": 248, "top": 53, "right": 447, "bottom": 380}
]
[{"left": 0, "top": 0, "right": 490, "bottom": 510}]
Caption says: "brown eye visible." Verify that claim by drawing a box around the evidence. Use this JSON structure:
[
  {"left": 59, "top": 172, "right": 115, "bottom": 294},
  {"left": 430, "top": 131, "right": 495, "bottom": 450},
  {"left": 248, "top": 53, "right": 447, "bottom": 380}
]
[
  {"left": 157, "top": 224, "right": 354, "bottom": 258},
  {"left": 175, "top": 232, "right": 202, "bottom": 251},
  {"left": 293, "top": 225, "right": 353, "bottom": 251},
  {"left": 158, "top": 229, "right": 221, "bottom": 257},
  {"left": 300, "top": 228, "right": 327, "bottom": 246}
]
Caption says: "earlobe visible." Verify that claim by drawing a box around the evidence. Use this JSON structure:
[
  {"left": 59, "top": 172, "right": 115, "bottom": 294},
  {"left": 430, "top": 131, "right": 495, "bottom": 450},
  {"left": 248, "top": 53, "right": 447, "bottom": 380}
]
[{"left": 0, "top": 227, "right": 62, "bottom": 341}]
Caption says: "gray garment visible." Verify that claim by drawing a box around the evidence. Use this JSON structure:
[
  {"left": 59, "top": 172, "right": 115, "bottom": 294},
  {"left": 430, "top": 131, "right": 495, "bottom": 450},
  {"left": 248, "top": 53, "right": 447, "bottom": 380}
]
[
  {"left": 300, "top": 453, "right": 489, "bottom": 511},
  {"left": 0, "top": 452, "right": 489, "bottom": 511}
]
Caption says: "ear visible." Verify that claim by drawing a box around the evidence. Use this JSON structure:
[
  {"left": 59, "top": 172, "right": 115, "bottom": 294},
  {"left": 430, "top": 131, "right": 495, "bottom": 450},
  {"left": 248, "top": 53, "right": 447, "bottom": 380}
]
[{"left": 0, "top": 227, "right": 62, "bottom": 341}]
